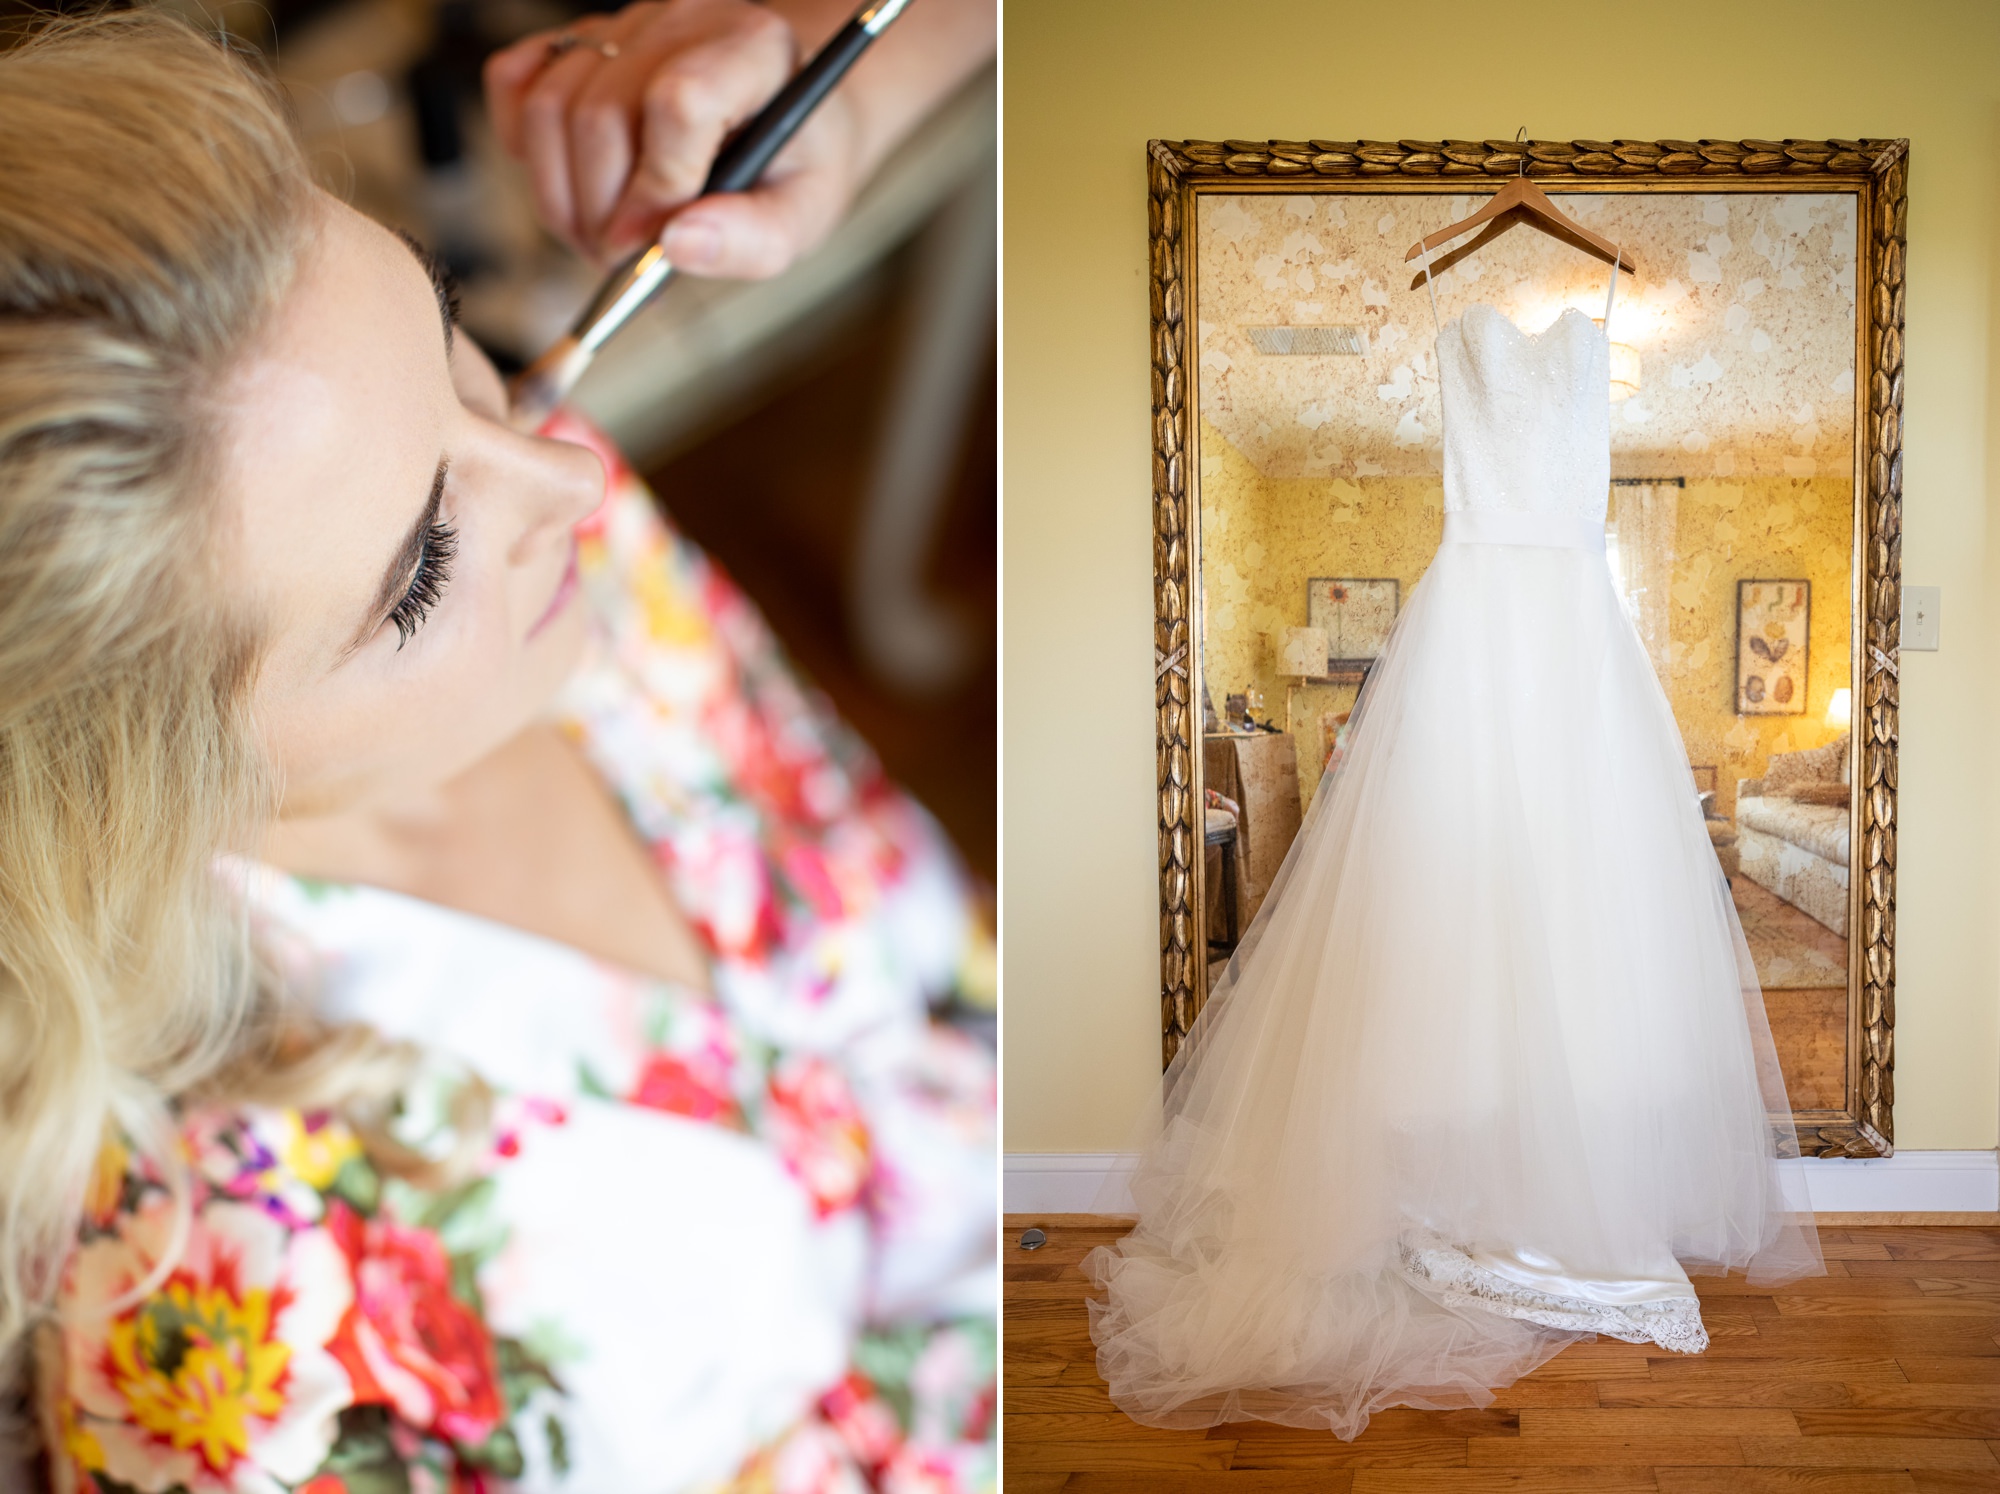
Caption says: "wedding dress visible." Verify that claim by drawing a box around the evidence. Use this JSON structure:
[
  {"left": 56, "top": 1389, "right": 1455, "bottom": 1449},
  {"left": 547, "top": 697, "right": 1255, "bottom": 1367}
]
[{"left": 1084, "top": 255, "right": 1824, "bottom": 1437}]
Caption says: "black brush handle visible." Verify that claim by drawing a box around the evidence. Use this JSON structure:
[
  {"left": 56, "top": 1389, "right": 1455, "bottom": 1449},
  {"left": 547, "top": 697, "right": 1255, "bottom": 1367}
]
[
  {"left": 568, "top": 0, "right": 908, "bottom": 334},
  {"left": 704, "top": 12, "right": 878, "bottom": 195}
]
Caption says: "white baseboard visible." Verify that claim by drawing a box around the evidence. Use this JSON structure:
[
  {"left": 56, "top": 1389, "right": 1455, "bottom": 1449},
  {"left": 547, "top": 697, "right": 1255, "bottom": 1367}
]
[
  {"left": 1004, "top": 1153, "right": 1137, "bottom": 1214},
  {"left": 1800, "top": 1149, "right": 2000, "bottom": 1213},
  {"left": 1004, "top": 1149, "right": 2000, "bottom": 1218}
]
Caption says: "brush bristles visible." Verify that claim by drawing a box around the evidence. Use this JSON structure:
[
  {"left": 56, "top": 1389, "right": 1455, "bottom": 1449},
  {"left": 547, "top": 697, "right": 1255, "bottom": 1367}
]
[{"left": 507, "top": 337, "right": 593, "bottom": 432}]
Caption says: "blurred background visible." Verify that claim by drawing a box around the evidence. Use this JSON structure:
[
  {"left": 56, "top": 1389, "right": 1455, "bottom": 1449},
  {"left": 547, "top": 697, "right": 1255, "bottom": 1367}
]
[{"left": 4, "top": 0, "right": 996, "bottom": 879}]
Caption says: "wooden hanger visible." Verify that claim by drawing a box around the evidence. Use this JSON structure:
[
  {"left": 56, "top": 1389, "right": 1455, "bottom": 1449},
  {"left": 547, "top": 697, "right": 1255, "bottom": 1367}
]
[{"left": 1403, "top": 168, "right": 1641, "bottom": 285}]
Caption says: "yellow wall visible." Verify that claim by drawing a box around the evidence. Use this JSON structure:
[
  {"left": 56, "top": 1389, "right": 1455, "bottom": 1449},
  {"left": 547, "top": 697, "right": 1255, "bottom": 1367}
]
[
  {"left": 1198, "top": 424, "right": 1444, "bottom": 809},
  {"left": 1668, "top": 479, "right": 1856, "bottom": 818},
  {"left": 1199, "top": 425, "right": 1855, "bottom": 823},
  {"left": 1004, "top": 0, "right": 2000, "bottom": 1153}
]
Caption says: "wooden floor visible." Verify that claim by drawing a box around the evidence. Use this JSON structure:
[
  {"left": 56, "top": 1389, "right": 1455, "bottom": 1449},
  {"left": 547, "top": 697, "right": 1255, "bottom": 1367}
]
[{"left": 1005, "top": 1216, "right": 2000, "bottom": 1493}]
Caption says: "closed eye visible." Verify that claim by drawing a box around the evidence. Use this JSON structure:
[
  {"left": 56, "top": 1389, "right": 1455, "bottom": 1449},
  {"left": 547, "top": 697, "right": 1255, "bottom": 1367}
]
[
  {"left": 387, "top": 516, "right": 457, "bottom": 648},
  {"left": 383, "top": 458, "right": 455, "bottom": 649}
]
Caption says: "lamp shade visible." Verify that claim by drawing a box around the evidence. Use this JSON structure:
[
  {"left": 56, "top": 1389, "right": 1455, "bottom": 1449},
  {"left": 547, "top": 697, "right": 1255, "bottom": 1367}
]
[
  {"left": 1826, "top": 686, "right": 1852, "bottom": 726},
  {"left": 1278, "top": 626, "right": 1327, "bottom": 677},
  {"left": 1608, "top": 342, "right": 1641, "bottom": 400},
  {"left": 1594, "top": 318, "right": 1641, "bottom": 400}
]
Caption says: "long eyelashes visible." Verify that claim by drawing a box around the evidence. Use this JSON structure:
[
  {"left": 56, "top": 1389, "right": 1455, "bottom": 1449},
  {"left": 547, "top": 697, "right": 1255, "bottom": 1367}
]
[{"left": 387, "top": 520, "right": 458, "bottom": 649}]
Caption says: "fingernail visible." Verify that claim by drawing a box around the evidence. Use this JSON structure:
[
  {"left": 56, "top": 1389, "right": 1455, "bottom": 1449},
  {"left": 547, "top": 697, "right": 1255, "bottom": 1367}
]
[{"left": 661, "top": 221, "right": 720, "bottom": 268}]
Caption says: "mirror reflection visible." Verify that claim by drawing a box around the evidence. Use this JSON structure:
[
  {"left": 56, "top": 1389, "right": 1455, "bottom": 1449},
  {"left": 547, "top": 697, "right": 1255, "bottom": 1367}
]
[{"left": 1197, "top": 189, "right": 1859, "bottom": 1111}]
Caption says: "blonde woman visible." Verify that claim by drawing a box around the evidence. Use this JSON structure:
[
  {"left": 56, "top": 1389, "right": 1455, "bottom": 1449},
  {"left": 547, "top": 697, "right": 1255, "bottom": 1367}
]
[{"left": 0, "top": 8, "right": 994, "bottom": 1492}]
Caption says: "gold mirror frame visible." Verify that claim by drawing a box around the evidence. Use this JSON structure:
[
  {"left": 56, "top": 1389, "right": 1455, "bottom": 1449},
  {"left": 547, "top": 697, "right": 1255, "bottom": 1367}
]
[{"left": 1149, "top": 136, "right": 1907, "bottom": 1157}]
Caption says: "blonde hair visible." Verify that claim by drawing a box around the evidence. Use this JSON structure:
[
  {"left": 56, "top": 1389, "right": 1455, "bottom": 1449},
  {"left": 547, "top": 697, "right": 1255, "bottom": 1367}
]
[{"left": 0, "top": 8, "right": 479, "bottom": 1362}]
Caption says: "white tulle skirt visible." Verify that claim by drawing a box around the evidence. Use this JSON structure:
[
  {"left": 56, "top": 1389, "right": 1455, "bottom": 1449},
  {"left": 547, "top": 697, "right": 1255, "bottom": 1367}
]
[{"left": 1085, "top": 535, "right": 1824, "bottom": 1437}]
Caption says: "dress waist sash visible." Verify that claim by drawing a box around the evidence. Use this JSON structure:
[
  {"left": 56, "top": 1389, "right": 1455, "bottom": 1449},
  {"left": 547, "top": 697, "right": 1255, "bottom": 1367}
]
[{"left": 1442, "top": 509, "right": 1605, "bottom": 552}]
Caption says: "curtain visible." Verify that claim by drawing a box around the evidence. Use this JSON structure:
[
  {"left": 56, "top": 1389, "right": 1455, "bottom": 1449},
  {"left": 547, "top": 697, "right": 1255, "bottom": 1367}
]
[{"left": 1607, "top": 480, "right": 1678, "bottom": 685}]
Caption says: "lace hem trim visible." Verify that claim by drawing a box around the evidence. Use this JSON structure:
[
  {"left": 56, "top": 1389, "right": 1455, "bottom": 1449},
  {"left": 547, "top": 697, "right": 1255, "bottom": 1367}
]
[{"left": 1395, "top": 1230, "right": 1709, "bottom": 1355}]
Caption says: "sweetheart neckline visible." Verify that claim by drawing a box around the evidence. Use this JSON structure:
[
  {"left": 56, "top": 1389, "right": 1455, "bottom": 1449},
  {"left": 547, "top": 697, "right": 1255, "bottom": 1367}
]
[{"left": 1438, "top": 303, "right": 1602, "bottom": 346}]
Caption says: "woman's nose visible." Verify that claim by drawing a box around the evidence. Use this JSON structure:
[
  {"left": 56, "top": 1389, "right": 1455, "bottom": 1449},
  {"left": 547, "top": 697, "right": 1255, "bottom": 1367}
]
[{"left": 508, "top": 436, "right": 605, "bottom": 564}]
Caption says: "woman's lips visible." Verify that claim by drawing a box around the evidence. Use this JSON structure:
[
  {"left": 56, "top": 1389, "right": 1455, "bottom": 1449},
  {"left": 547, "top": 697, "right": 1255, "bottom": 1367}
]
[{"left": 527, "top": 536, "right": 580, "bottom": 640}]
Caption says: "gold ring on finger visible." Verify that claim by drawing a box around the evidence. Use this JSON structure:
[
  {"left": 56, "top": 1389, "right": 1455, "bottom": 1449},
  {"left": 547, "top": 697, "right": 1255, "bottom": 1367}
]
[{"left": 546, "top": 32, "right": 620, "bottom": 60}]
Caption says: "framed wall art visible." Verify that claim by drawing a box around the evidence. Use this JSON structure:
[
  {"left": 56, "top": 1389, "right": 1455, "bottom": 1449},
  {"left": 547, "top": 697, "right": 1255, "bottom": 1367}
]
[
  {"left": 1305, "top": 578, "right": 1399, "bottom": 674},
  {"left": 1737, "top": 579, "right": 1811, "bottom": 716}
]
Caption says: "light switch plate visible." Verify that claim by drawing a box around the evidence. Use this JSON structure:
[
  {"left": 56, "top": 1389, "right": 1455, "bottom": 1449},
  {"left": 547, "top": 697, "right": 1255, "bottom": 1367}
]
[{"left": 1903, "top": 585, "right": 1941, "bottom": 651}]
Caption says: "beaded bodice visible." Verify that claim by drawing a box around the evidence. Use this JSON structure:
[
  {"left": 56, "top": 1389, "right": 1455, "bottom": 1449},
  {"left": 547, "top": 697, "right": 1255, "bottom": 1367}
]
[{"left": 1436, "top": 304, "right": 1610, "bottom": 524}]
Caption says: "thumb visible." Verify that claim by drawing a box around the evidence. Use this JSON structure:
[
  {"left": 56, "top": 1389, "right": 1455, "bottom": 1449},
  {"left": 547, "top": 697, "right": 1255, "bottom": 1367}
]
[{"left": 610, "top": 171, "right": 844, "bottom": 281}]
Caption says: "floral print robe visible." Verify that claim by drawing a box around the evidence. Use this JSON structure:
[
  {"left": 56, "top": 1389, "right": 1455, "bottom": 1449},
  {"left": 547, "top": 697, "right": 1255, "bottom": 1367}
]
[{"left": 41, "top": 412, "right": 997, "bottom": 1494}]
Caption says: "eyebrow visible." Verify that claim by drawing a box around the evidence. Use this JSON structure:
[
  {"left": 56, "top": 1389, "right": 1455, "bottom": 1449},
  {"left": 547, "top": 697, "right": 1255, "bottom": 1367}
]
[
  {"left": 341, "top": 455, "right": 449, "bottom": 659},
  {"left": 392, "top": 228, "right": 459, "bottom": 355},
  {"left": 331, "top": 232, "right": 460, "bottom": 662}
]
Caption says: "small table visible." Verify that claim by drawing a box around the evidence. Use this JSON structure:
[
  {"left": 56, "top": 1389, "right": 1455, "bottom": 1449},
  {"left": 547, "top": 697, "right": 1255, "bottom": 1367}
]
[
  {"left": 1205, "top": 808, "right": 1240, "bottom": 955},
  {"left": 1203, "top": 731, "right": 1303, "bottom": 929}
]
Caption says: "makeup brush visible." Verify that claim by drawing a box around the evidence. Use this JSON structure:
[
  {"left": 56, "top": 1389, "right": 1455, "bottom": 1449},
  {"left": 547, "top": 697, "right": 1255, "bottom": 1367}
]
[{"left": 508, "top": 0, "right": 915, "bottom": 431}]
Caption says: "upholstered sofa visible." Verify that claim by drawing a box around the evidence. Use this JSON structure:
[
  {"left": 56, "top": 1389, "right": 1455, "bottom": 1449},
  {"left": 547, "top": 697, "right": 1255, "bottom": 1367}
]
[{"left": 1733, "top": 732, "right": 1852, "bottom": 935}]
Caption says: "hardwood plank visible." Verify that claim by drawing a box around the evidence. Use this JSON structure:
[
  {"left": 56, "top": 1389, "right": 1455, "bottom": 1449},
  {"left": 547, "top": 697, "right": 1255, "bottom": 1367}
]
[
  {"left": 1000, "top": 1477, "right": 1071, "bottom": 1494},
  {"left": 1518, "top": 1408, "right": 1801, "bottom": 1437},
  {"left": 1821, "top": 1239, "right": 1895, "bottom": 1261},
  {"left": 1771, "top": 1295, "right": 2000, "bottom": 1319},
  {"left": 1003, "top": 1414, "right": 1231, "bottom": 1442},
  {"left": 1058, "top": 1475, "right": 1354, "bottom": 1493},
  {"left": 1655, "top": 1472, "right": 1919, "bottom": 1493},
  {"left": 1214, "top": 1408, "right": 1518, "bottom": 1439},
  {"left": 1699, "top": 1308, "right": 1767, "bottom": 1337},
  {"left": 1642, "top": 1355, "right": 1909, "bottom": 1384},
  {"left": 1002, "top": 1440, "right": 1238, "bottom": 1473},
  {"left": 1467, "top": 1437, "right": 1743, "bottom": 1467},
  {"left": 1847, "top": 1261, "right": 2000, "bottom": 1281},
  {"left": 1007, "top": 1263, "right": 1080, "bottom": 1283},
  {"left": 1004, "top": 1322, "right": 1100, "bottom": 1349},
  {"left": 1735, "top": 1435, "right": 1999, "bottom": 1469},
  {"left": 1601, "top": 1380, "right": 2000, "bottom": 1410},
  {"left": 1351, "top": 1473, "right": 1661, "bottom": 1493},
  {"left": 1908, "top": 1471, "right": 2000, "bottom": 1493},
  {"left": 1695, "top": 1276, "right": 1917, "bottom": 1299},
  {"left": 1056, "top": 1362, "right": 1117, "bottom": 1386},
  {"left": 1600, "top": 1381, "right": 1858, "bottom": 1409},
  {"left": 1008, "top": 1280, "right": 1102, "bottom": 1301},
  {"left": 1224, "top": 1435, "right": 1469, "bottom": 1470},
  {"left": 1005, "top": 1387, "right": 1121, "bottom": 1414},
  {"left": 1482, "top": 1381, "right": 1603, "bottom": 1409},
  {"left": 1520, "top": 1343, "right": 1656, "bottom": 1382},
  {"left": 1704, "top": 1336, "right": 2000, "bottom": 1368},
  {"left": 1005, "top": 1353, "right": 1072, "bottom": 1387},
  {"left": 1896, "top": 1359, "right": 2000, "bottom": 1383},
  {"left": 1789, "top": 1407, "right": 2000, "bottom": 1438},
  {"left": 1842, "top": 1384, "right": 2000, "bottom": 1410},
  {"left": 1877, "top": 1234, "right": 2000, "bottom": 1262},
  {"left": 1910, "top": 1278, "right": 2000, "bottom": 1299}
]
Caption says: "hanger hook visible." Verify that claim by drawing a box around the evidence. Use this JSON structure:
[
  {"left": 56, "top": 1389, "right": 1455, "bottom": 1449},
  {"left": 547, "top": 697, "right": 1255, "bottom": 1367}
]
[{"left": 1515, "top": 124, "right": 1527, "bottom": 177}]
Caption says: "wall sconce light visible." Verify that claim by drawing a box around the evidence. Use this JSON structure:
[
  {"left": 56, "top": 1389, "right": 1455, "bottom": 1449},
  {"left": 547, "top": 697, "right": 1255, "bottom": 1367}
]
[
  {"left": 1826, "top": 686, "right": 1852, "bottom": 728},
  {"left": 1595, "top": 317, "right": 1640, "bottom": 401}
]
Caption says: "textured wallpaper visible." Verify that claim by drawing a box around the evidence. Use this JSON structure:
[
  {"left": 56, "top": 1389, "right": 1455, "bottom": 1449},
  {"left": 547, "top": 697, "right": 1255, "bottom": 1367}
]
[
  {"left": 1195, "top": 189, "right": 1859, "bottom": 480},
  {"left": 1199, "top": 450, "right": 1853, "bottom": 821}
]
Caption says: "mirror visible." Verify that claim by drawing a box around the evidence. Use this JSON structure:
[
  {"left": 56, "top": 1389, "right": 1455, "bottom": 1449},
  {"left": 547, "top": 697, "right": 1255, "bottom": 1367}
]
[{"left": 1148, "top": 138, "right": 1906, "bottom": 1157}]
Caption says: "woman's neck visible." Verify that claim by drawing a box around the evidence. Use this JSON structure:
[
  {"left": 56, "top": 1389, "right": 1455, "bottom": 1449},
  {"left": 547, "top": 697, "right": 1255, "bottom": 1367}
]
[{"left": 262, "top": 722, "right": 713, "bottom": 991}]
